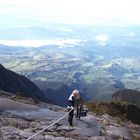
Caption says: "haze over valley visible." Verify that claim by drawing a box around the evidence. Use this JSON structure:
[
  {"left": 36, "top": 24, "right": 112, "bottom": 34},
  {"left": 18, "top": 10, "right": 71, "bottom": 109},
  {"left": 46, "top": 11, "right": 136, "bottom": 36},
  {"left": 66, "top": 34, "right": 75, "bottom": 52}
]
[
  {"left": 0, "top": 23, "right": 140, "bottom": 105},
  {"left": 0, "top": 0, "right": 140, "bottom": 106}
]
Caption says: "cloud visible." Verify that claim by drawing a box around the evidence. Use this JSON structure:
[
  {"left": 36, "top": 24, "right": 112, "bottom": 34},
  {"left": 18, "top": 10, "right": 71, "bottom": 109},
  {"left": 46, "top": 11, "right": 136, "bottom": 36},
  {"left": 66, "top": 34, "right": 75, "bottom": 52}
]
[
  {"left": 0, "top": 38, "right": 82, "bottom": 47},
  {"left": 95, "top": 34, "right": 109, "bottom": 42},
  {"left": 0, "top": 0, "right": 140, "bottom": 25}
]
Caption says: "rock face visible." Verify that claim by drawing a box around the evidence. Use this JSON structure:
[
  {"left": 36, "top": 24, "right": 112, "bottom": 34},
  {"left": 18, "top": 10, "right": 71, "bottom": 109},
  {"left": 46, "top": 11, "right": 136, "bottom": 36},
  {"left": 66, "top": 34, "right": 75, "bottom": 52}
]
[
  {"left": 105, "top": 126, "right": 130, "bottom": 139},
  {"left": 0, "top": 95, "right": 139, "bottom": 140},
  {"left": 0, "top": 64, "right": 49, "bottom": 102},
  {"left": 112, "top": 89, "right": 140, "bottom": 107}
]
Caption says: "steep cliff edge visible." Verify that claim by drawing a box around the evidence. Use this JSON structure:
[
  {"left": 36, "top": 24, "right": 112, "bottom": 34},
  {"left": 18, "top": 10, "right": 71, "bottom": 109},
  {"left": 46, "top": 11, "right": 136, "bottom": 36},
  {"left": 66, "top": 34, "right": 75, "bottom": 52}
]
[{"left": 0, "top": 64, "right": 48, "bottom": 102}]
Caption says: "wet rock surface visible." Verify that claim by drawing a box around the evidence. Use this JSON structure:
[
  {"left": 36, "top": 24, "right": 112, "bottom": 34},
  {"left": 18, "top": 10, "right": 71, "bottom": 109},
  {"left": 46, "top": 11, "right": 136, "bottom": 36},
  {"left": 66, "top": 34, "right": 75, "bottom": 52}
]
[{"left": 0, "top": 96, "right": 139, "bottom": 140}]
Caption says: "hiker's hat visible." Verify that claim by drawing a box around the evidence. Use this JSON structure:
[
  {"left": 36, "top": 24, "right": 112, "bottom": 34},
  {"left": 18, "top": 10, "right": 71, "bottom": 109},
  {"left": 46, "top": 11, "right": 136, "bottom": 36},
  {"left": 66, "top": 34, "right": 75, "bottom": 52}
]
[{"left": 72, "top": 90, "right": 79, "bottom": 95}]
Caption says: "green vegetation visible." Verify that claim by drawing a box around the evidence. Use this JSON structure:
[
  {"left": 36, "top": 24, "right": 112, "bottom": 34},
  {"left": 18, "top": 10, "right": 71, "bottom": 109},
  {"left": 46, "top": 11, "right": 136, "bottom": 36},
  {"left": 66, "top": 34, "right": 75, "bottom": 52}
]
[
  {"left": 1, "top": 47, "right": 139, "bottom": 101},
  {"left": 82, "top": 74, "right": 95, "bottom": 83},
  {"left": 87, "top": 101, "right": 140, "bottom": 124}
]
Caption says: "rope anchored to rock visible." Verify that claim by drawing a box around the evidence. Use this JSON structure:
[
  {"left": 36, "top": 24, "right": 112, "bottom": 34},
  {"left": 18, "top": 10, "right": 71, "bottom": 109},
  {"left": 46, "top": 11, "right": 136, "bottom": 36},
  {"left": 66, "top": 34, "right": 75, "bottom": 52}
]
[{"left": 26, "top": 108, "right": 73, "bottom": 140}]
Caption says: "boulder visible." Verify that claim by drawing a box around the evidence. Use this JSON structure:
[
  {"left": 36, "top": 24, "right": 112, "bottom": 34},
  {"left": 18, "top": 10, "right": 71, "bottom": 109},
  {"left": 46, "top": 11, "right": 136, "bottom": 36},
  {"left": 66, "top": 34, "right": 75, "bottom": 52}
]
[
  {"left": 4, "top": 117, "right": 29, "bottom": 129},
  {"left": 0, "top": 126, "right": 20, "bottom": 139},
  {"left": 88, "top": 136, "right": 113, "bottom": 140},
  {"left": 45, "top": 135, "right": 75, "bottom": 140},
  {"left": 105, "top": 126, "right": 131, "bottom": 140}
]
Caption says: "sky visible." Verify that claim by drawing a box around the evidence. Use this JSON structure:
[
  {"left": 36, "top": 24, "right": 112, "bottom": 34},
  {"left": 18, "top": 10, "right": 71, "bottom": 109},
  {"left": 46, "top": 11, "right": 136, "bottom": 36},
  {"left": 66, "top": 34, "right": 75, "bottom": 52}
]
[
  {"left": 0, "top": 0, "right": 139, "bottom": 47},
  {"left": 0, "top": 0, "right": 140, "bottom": 26}
]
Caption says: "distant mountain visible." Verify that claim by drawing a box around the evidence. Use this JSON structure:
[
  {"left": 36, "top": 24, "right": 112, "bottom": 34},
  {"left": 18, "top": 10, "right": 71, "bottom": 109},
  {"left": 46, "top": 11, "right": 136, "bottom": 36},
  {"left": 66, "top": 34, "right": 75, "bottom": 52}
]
[
  {"left": 0, "top": 64, "right": 50, "bottom": 102},
  {"left": 112, "top": 89, "right": 140, "bottom": 107},
  {"left": 44, "top": 84, "right": 71, "bottom": 106},
  {"left": 106, "top": 63, "right": 129, "bottom": 76},
  {"left": 44, "top": 83, "right": 85, "bottom": 106}
]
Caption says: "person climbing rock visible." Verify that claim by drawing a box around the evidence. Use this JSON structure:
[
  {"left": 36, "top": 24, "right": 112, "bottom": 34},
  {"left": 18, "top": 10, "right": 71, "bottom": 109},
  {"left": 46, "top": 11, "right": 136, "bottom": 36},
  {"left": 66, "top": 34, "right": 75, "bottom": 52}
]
[
  {"left": 67, "top": 90, "right": 79, "bottom": 126},
  {"left": 76, "top": 94, "right": 84, "bottom": 119}
]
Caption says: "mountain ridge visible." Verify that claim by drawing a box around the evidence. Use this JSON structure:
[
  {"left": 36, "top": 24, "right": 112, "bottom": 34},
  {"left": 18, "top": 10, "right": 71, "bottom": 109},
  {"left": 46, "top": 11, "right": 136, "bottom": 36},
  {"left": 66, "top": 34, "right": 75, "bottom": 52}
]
[
  {"left": 0, "top": 64, "right": 52, "bottom": 103},
  {"left": 112, "top": 89, "right": 140, "bottom": 107}
]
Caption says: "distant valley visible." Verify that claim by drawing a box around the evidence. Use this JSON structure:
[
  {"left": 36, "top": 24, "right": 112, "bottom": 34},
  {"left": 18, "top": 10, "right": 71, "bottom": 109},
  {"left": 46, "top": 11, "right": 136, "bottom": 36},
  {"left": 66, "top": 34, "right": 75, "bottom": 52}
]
[{"left": 0, "top": 24, "right": 140, "bottom": 106}]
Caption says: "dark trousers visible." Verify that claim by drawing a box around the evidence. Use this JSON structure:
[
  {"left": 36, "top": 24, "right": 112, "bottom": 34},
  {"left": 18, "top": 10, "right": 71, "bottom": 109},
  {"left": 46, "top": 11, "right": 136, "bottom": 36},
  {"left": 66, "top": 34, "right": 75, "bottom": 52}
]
[
  {"left": 68, "top": 109, "right": 74, "bottom": 126},
  {"left": 76, "top": 107, "right": 82, "bottom": 118}
]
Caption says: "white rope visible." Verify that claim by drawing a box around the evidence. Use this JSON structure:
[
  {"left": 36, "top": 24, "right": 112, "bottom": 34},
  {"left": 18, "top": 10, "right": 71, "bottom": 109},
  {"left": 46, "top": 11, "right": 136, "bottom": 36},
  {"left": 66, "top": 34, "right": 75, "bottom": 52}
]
[{"left": 26, "top": 108, "right": 73, "bottom": 140}]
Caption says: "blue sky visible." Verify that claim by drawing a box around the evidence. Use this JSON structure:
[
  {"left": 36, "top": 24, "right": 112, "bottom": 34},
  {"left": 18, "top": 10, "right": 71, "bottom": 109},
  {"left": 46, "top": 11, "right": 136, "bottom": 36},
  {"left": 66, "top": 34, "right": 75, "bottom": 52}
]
[{"left": 0, "top": 0, "right": 140, "bottom": 28}]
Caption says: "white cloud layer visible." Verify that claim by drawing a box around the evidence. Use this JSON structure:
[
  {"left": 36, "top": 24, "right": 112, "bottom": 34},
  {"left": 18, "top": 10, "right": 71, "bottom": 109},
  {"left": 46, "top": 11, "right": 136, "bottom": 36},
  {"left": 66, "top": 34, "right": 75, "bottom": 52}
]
[
  {"left": 0, "top": 0, "right": 140, "bottom": 25},
  {"left": 0, "top": 38, "right": 82, "bottom": 47},
  {"left": 95, "top": 35, "right": 109, "bottom": 42}
]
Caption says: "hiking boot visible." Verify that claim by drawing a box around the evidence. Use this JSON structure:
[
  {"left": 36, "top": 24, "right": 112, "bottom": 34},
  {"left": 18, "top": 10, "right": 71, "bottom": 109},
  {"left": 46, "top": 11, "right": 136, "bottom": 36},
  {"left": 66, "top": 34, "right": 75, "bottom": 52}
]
[{"left": 67, "top": 122, "right": 73, "bottom": 127}]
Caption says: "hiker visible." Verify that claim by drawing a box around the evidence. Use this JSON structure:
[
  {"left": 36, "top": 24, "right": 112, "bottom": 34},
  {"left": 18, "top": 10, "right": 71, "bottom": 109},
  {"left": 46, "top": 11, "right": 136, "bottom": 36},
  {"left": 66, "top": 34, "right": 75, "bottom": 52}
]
[
  {"left": 76, "top": 94, "right": 84, "bottom": 119},
  {"left": 67, "top": 90, "right": 79, "bottom": 126}
]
